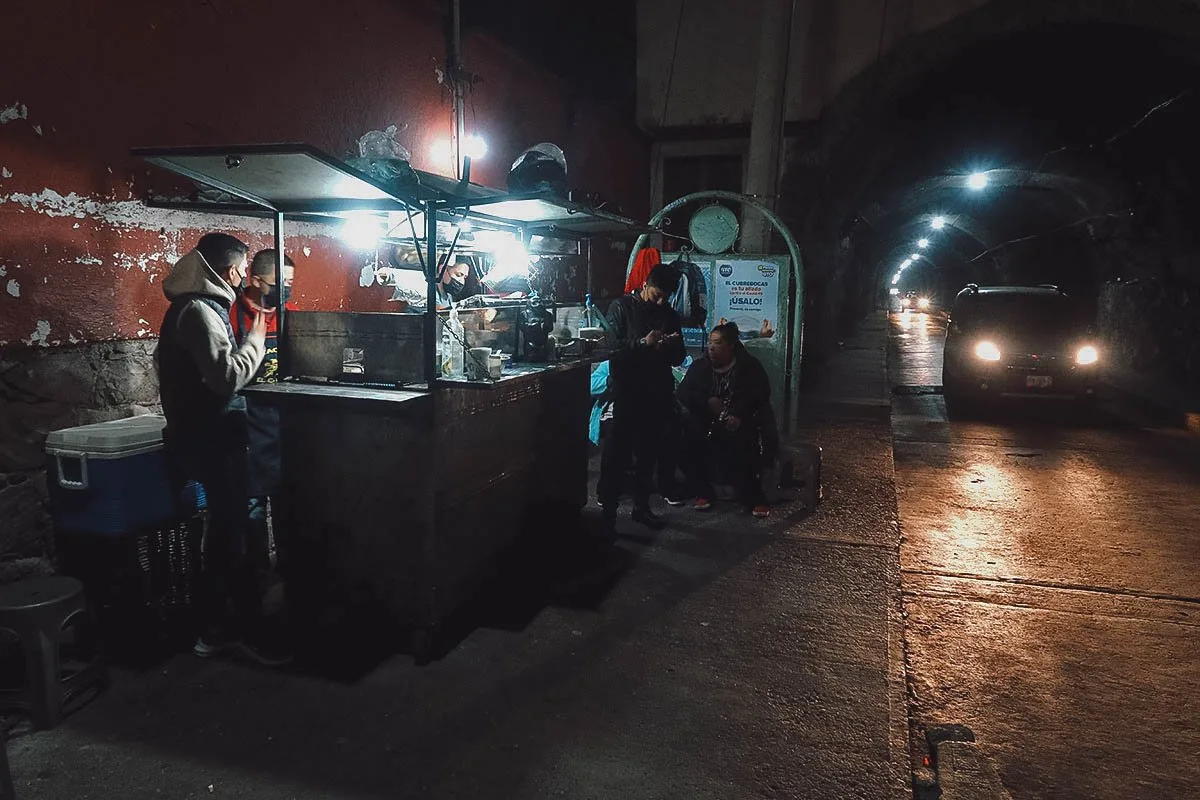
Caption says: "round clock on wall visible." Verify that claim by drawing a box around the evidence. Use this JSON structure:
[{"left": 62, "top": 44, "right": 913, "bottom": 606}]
[{"left": 688, "top": 204, "right": 740, "bottom": 254}]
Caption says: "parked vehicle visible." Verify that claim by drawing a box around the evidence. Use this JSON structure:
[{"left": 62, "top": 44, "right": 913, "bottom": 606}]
[{"left": 942, "top": 284, "right": 1101, "bottom": 408}]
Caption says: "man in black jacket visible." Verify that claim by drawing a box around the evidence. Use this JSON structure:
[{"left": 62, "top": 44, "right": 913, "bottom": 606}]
[
  {"left": 598, "top": 263, "right": 686, "bottom": 536},
  {"left": 677, "top": 322, "right": 772, "bottom": 517}
]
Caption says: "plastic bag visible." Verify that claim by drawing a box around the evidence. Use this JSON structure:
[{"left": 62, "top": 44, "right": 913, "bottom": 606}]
[{"left": 357, "top": 125, "right": 411, "bottom": 161}]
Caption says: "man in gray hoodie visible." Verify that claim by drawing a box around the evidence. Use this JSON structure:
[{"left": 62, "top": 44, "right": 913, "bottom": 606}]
[{"left": 156, "top": 233, "right": 283, "bottom": 663}]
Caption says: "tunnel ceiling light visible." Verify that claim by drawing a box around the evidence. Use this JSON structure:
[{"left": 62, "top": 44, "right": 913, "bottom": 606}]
[
  {"left": 900, "top": 259, "right": 912, "bottom": 268},
  {"left": 918, "top": 238, "right": 930, "bottom": 249},
  {"left": 909, "top": 253, "right": 920, "bottom": 261},
  {"left": 967, "top": 172, "right": 989, "bottom": 190},
  {"left": 931, "top": 216, "right": 947, "bottom": 230}
]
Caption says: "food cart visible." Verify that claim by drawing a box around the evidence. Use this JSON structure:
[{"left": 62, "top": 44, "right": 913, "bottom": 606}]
[{"left": 133, "top": 144, "right": 655, "bottom": 655}]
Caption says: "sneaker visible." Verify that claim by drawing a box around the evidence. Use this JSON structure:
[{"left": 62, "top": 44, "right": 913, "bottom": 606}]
[
  {"left": 631, "top": 507, "right": 668, "bottom": 531},
  {"left": 193, "top": 636, "right": 236, "bottom": 659},
  {"left": 693, "top": 497, "right": 713, "bottom": 511},
  {"left": 751, "top": 504, "right": 771, "bottom": 518},
  {"left": 663, "top": 495, "right": 687, "bottom": 507},
  {"left": 234, "top": 636, "right": 294, "bottom": 668}
]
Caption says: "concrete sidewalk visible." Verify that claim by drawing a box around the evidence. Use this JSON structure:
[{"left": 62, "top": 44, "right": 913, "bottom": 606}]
[
  {"left": 1102, "top": 366, "right": 1200, "bottom": 436},
  {"left": 7, "top": 319, "right": 909, "bottom": 800}
]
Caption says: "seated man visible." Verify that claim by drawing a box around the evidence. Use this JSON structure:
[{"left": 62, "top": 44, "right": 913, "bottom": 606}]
[{"left": 677, "top": 322, "right": 772, "bottom": 518}]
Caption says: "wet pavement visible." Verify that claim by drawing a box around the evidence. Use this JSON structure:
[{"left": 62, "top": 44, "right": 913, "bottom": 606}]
[
  {"left": 890, "top": 310, "right": 1200, "bottom": 799},
  {"left": 7, "top": 322, "right": 909, "bottom": 799}
]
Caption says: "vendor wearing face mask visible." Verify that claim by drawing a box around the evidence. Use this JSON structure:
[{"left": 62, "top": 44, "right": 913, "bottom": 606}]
[
  {"left": 230, "top": 249, "right": 297, "bottom": 594},
  {"left": 436, "top": 258, "right": 472, "bottom": 309}
]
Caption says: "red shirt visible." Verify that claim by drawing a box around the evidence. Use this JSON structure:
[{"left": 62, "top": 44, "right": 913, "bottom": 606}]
[{"left": 230, "top": 294, "right": 297, "bottom": 385}]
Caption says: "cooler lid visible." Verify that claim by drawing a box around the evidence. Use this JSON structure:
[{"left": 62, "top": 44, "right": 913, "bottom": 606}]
[{"left": 45, "top": 414, "right": 166, "bottom": 456}]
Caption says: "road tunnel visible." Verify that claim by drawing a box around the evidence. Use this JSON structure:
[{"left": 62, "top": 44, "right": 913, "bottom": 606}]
[{"left": 783, "top": 6, "right": 1200, "bottom": 399}]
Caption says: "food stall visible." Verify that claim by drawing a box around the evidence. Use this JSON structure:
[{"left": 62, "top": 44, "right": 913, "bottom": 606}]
[{"left": 133, "top": 144, "right": 654, "bottom": 653}]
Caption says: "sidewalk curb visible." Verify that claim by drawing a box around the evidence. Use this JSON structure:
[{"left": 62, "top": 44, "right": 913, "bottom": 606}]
[
  {"left": 1101, "top": 378, "right": 1200, "bottom": 437},
  {"left": 922, "top": 726, "right": 1012, "bottom": 800}
]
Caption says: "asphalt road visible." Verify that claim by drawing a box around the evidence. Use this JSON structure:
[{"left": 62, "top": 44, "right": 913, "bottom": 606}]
[{"left": 889, "top": 310, "right": 1200, "bottom": 799}]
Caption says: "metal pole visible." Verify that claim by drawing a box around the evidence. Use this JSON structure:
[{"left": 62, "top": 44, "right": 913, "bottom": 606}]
[
  {"left": 274, "top": 210, "right": 287, "bottom": 376},
  {"left": 450, "top": 0, "right": 466, "bottom": 180},
  {"left": 424, "top": 205, "right": 439, "bottom": 386},
  {"left": 742, "top": 0, "right": 796, "bottom": 252}
]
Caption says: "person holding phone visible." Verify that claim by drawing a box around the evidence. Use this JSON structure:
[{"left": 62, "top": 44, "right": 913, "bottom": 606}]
[{"left": 597, "top": 263, "right": 686, "bottom": 537}]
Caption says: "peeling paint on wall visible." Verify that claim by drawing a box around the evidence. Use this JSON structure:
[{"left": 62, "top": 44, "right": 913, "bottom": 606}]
[
  {"left": 74, "top": 256, "right": 103, "bottom": 266},
  {"left": 0, "top": 103, "right": 29, "bottom": 124},
  {"left": 1, "top": 168, "right": 12, "bottom": 179},
  {"left": 24, "top": 320, "right": 51, "bottom": 347},
  {"left": 0, "top": 189, "right": 329, "bottom": 238},
  {"left": 6, "top": 280, "right": 19, "bottom": 298}
]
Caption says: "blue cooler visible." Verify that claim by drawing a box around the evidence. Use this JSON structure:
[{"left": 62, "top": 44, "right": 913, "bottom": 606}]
[{"left": 46, "top": 415, "right": 179, "bottom": 536}]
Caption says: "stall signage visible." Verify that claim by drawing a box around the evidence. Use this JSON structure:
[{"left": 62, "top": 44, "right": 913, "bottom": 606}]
[{"left": 712, "top": 259, "right": 779, "bottom": 342}]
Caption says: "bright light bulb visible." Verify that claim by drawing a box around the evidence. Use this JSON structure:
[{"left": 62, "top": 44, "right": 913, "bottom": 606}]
[
  {"left": 340, "top": 216, "right": 385, "bottom": 251},
  {"left": 889, "top": 287, "right": 899, "bottom": 295},
  {"left": 918, "top": 238, "right": 930, "bottom": 248},
  {"left": 909, "top": 253, "right": 920, "bottom": 261},
  {"left": 463, "top": 135, "right": 487, "bottom": 160},
  {"left": 901, "top": 259, "right": 912, "bottom": 269},
  {"left": 891, "top": 273, "right": 901, "bottom": 284},
  {"left": 967, "top": 172, "right": 989, "bottom": 190},
  {"left": 931, "top": 216, "right": 947, "bottom": 230},
  {"left": 1076, "top": 345, "right": 1099, "bottom": 365}
]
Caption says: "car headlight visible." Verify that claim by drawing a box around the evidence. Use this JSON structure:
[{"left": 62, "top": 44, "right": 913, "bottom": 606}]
[
  {"left": 1076, "top": 345, "right": 1099, "bottom": 365},
  {"left": 974, "top": 341, "right": 1002, "bottom": 361},
  {"left": 917, "top": 297, "right": 930, "bottom": 309}
]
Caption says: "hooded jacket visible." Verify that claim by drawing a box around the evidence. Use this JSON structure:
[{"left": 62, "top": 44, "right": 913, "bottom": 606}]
[{"left": 155, "top": 248, "right": 266, "bottom": 451}]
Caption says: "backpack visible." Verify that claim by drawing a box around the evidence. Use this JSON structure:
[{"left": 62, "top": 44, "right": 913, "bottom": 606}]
[{"left": 668, "top": 258, "right": 708, "bottom": 328}]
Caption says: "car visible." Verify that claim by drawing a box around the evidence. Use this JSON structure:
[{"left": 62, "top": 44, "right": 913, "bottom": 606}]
[
  {"left": 899, "top": 290, "right": 933, "bottom": 311},
  {"left": 942, "top": 284, "right": 1101, "bottom": 408}
]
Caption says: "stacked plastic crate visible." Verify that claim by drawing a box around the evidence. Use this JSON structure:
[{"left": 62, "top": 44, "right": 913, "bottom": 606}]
[{"left": 45, "top": 415, "right": 204, "bottom": 649}]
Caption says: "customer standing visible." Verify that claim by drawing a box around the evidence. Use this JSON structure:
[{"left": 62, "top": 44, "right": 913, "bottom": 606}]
[
  {"left": 155, "top": 233, "right": 287, "bottom": 665},
  {"left": 231, "top": 249, "right": 296, "bottom": 582},
  {"left": 597, "top": 263, "right": 686, "bottom": 537}
]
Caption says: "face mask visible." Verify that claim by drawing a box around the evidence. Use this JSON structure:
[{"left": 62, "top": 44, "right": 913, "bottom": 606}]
[{"left": 446, "top": 277, "right": 466, "bottom": 298}]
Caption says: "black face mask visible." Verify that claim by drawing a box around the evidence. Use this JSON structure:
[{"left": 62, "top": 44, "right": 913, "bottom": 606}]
[
  {"left": 261, "top": 284, "right": 292, "bottom": 309},
  {"left": 446, "top": 277, "right": 466, "bottom": 298}
]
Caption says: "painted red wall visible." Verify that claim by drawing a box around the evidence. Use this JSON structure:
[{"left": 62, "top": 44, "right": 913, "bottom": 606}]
[{"left": 0, "top": 0, "right": 648, "bottom": 347}]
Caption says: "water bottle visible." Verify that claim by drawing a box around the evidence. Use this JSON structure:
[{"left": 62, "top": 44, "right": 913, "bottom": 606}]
[{"left": 445, "top": 306, "right": 465, "bottom": 377}]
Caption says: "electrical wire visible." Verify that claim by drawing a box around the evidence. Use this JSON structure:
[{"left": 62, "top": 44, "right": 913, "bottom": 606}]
[{"left": 659, "top": 0, "right": 687, "bottom": 127}]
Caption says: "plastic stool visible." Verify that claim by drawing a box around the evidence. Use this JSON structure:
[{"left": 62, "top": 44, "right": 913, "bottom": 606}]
[{"left": 0, "top": 576, "right": 107, "bottom": 730}]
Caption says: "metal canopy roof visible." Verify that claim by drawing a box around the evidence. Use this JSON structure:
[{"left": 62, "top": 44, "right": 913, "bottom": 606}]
[
  {"left": 132, "top": 144, "right": 417, "bottom": 213},
  {"left": 133, "top": 143, "right": 656, "bottom": 237}
]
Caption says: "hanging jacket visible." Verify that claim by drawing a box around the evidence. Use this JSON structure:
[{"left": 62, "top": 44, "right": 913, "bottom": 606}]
[
  {"left": 623, "top": 247, "right": 662, "bottom": 294},
  {"left": 155, "top": 249, "right": 265, "bottom": 457}
]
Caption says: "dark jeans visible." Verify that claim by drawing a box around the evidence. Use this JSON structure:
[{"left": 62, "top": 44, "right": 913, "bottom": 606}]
[
  {"left": 657, "top": 408, "right": 684, "bottom": 498},
  {"left": 598, "top": 396, "right": 669, "bottom": 510},
  {"left": 167, "top": 434, "right": 261, "bottom": 639},
  {"left": 682, "top": 412, "right": 766, "bottom": 507}
]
